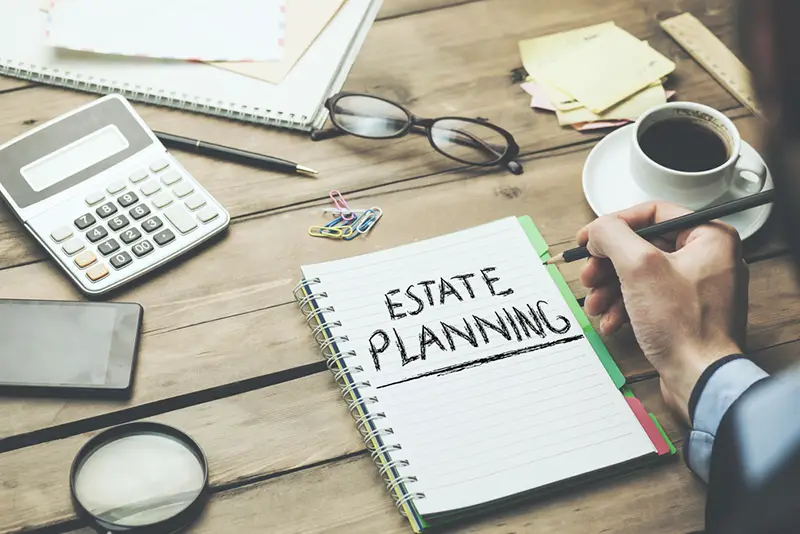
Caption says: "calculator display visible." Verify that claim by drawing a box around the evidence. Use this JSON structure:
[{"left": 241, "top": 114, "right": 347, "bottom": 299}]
[
  {"left": 21, "top": 125, "right": 129, "bottom": 193},
  {"left": 0, "top": 96, "right": 153, "bottom": 210}
]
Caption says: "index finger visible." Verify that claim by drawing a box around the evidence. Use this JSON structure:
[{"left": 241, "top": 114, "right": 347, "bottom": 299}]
[{"left": 577, "top": 201, "right": 692, "bottom": 245}]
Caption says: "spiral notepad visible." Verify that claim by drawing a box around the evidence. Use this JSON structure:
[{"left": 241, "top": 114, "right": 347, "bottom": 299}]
[
  {"left": 294, "top": 216, "right": 674, "bottom": 532},
  {"left": 0, "top": 0, "right": 381, "bottom": 131}
]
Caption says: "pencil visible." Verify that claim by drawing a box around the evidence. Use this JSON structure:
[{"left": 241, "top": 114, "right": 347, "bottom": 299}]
[{"left": 545, "top": 190, "right": 776, "bottom": 265}]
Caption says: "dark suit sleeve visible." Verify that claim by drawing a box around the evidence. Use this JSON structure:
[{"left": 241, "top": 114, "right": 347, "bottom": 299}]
[
  {"left": 684, "top": 355, "right": 768, "bottom": 482},
  {"left": 705, "top": 363, "right": 800, "bottom": 534}
]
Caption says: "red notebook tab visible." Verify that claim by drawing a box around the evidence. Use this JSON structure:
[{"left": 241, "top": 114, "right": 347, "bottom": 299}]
[{"left": 625, "top": 397, "right": 671, "bottom": 455}]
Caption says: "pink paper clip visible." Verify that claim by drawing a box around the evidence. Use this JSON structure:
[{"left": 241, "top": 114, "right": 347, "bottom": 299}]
[{"left": 329, "top": 190, "right": 355, "bottom": 221}]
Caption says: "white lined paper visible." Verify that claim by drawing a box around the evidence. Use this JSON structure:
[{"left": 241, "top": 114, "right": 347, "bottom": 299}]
[{"left": 301, "top": 217, "right": 654, "bottom": 516}]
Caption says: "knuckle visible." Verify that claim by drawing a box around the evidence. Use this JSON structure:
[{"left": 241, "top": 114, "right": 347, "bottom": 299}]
[{"left": 630, "top": 248, "right": 664, "bottom": 272}]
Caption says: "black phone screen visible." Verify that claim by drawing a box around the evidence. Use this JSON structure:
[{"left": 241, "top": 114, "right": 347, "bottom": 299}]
[{"left": 0, "top": 299, "right": 142, "bottom": 392}]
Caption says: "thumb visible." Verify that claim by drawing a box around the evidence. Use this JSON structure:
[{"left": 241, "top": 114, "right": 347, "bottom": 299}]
[{"left": 586, "top": 215, "right": 664, "bottom": 272}]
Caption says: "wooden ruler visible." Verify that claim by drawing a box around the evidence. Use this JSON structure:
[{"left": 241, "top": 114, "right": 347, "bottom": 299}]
[{"left": 661, "top": 13, "right": 763, "bottom": 118}]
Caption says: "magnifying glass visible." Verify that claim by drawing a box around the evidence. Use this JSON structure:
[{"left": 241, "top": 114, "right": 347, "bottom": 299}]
[{"left": 70, "top": 422, "right": 209, "bottom": 533}]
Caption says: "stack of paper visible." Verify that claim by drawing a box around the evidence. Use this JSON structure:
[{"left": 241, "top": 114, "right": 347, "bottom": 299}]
[
  {"left": 45, "top": 0, "right": 287, "bottom": 61},
  {"left": 517, "top": 22, "right": 676, "bottom": 132},
  {"left": 42, "top": 0, "right": 346, "bottom": 85}
]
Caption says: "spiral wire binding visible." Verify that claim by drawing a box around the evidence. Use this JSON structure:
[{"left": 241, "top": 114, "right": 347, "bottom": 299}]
[
  {"left": 0, "top": 60, "right": 315, "bottom": 130},
  {"left": 292, "top": 279, "right": 425, "bottom": 515}
]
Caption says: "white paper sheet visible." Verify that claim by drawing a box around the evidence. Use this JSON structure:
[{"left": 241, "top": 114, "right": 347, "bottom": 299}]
[
  {"left": 46, "top": 0, "right": 285, "bottom": 61},
  {"left": 301, "top": 217, "right": 655, "bottom": 516},
  {"left": 0, "top": 0, "right": 379, "bottom": 130}
]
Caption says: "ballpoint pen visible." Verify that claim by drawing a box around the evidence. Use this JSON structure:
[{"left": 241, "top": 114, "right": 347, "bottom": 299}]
[{"left": 154, "top": 131, "right": 318, "bottom": 177}]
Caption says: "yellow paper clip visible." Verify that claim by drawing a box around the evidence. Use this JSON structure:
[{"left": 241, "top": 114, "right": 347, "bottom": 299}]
[{"left": 309, "top": 225, "right": 344, "bottom": 238}]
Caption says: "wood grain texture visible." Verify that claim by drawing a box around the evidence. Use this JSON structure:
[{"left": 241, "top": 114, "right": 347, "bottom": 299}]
[
  {"left": 0, "top": 374, "right": 680, "bottom": 532},
  {"left": 0, "top": 0, "right": 745, "bottom": 270},
  {"left": 0, "top": 78, "right": 31, "bottom": 93},
  {"left": 190, "top": 453, "right": 705, "bottom": 534},
  {"left": 0, "top": 250, "right": 796, "bottom": 440},
  {"left": 5, "top": 0, "right": 792, "bottom": 532},
  {"left": 4, "top": 343, "right": 799, "bottom": 533}
]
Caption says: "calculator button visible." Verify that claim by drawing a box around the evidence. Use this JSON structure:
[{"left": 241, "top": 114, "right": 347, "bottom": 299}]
[
  {"left": 106, "top": 181, "right": 126, "bottom": 195},
  {"left": 132, "top": 240, "right": 154, "bottom": 258},
  {"left": 98, "top": 239, "right": 121, "bottom": 256},
  {"left": 149, "top": 158, "right": 170, "bottom": 172},
  {"left": 110, "top": 251, "right": 133, "bottom": 270},
  {"left": 74, "top": 250, "right": 97, "bottom": 269},
  {"left": 118, "top": 191, "right": 139, "bottom": 208},
  {"left": 152, "top": 192, "right": 174, "bottom": 209},
  {"left": 140, "top": 180, "right": 162, "bottom": 197},
  {"left": 96, "top": 202, "right": 118, "bottom": 218},
  {"left": 86, "top": 263, "right": 110, "bottom": 282},
  {"left": 184, "top": 194, "right": 206, "bottom": 211},
  {"left": 197, "top": 206, "right": 219, "bottom": 224},
  {"left": 74, "top": 213, "right": 96, "bottom": 230},
  {"left": 160, "top": 169, "right": 182, "bottom": 186},
  {"left": 142, "top": 216, "right": 163, "bottom": 233},
  {"left": 120, "top": 227, "right": 142, "bottom": 244},
  {"left": 164, "top": 205, "right": 198, "bottom": 234},
  {"left": 85, "top": 191, "right": 106, "bottom": 206},
  {"left": 86, "top": 226, "right": 109, "bottom": 243},
  {"left": 108, "top": 215, "right": 130, "bottom": 232},
  {"left": 62, "top": 238, "right": 85, "bottom": 256},
  {"left": 130, "top": 169, "right": 149, "bottom": 183},
  {"left": 154, "top": 228, "right": 176, "bottom": 246},
  {"left": 129, "top": 204, "right": 151, "bottom": 221},
  {"left": 50, "top": 227, "right": 73, "bottom": 243},
  {"left": 172, "top": 182, "right": 195, "bottom": 198}
]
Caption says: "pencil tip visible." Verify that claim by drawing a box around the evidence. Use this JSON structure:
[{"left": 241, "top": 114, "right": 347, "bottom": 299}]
[
  {"left": 544, "top": 254, "right": 563, "bottom": 266},
  {"left": 296, "top": 164, "right": 318, "bottom": 176}
]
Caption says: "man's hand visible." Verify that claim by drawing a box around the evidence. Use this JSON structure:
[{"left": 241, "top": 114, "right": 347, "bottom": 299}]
[{"left": 577, "top": 201, "right": 749, "bottom": 424}]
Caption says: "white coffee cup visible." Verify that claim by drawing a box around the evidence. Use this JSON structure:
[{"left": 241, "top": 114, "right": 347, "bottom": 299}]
[{"left": 630, "top": 102, "right": 767, "bottom": 210}]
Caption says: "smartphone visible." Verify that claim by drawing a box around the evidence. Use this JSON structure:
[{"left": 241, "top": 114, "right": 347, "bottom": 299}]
[{"left": 0, "top": 299, "right": 143, "bottom": 397}]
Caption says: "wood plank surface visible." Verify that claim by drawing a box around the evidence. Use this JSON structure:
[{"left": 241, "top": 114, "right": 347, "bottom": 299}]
[
  {"left": 0, "top": 374, "right": 681, "bottom": 532},
  {"left": 0, "top": 112, "right": 771, "bottom": 293},
  {"left": 0, "top": 78, "right": 31, "bottom": 93},
  {"left": 4, "top": 0, "right": 793, "bottom": 533},
  {"left": 11, "top": 341, "right": 800, "bottom": 534},
  {"left": 0, "top": 0, "right": 744, "bottom": 260},
  {"left": 0, "top": 250, "right": 796, "bottom": 440}
]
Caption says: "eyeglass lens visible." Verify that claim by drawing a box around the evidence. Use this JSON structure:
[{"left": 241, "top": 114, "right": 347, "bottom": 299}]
[
  {"left": 330, "top": 95, "right": 510, "bottom": 165},
  {"left": 430, "top": 119, "right": 509, "bottom": 165},
  {"left": 332, "top": 95, "right": 410, "bottom": 138}
]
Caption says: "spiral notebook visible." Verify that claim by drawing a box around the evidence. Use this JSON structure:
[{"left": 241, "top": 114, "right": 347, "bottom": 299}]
[
  {"left": 0, "top": 0, "right": 381, "bottom": 131},
  {"left": 294, "top": 216, "right": 674, "bottom": 532}
]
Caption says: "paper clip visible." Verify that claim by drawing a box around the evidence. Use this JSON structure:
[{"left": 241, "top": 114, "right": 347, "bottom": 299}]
[
  {"left": 309, "top": 225, "right": 344, "bottom": 238},
  {"left": 324, "top": 215, "right": 345, "bottom": 228},
  {"left": 358, "top": 207, "right": 383, "bottom": 234},
  {"left": 322, "top": 207, "right": 369, "bottom": 217},
  {"left": 329, "top": 190, "right": 355, "bottom": 221}
]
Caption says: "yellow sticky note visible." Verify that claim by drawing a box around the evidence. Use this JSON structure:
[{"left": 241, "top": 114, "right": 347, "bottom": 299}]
[
  {"left": 537, "top": 26, "right": 676, "bottom": 113},
  {"left": 555, "top": 82, "right": 667, "bottom": 125},
  {"left": 518, "top": 22, "right": 617, "bottom": 111}
]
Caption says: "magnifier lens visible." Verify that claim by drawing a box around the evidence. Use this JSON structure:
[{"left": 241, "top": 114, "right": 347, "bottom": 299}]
[{"left": 73, "top": 430, "right": 206, "bottom": 529}]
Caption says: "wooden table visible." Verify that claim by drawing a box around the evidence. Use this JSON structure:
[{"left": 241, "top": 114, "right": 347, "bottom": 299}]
[{"left": 1, "top": 0, "right": 797, "bottom": 532}]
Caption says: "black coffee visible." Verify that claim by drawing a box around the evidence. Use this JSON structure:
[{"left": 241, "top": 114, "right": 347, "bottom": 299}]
[{"left": 638, "top": 119, "right": 729, "bottom": 172}]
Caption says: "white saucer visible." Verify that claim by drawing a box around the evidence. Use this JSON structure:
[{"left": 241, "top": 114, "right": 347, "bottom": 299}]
[{"left": 582, "top": 125, "right": 774, "bottom": 240}]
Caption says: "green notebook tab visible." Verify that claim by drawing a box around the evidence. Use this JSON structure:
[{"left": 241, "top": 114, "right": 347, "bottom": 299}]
[{"left": 517, "top": 216, "right": 626, "bottom": 388}]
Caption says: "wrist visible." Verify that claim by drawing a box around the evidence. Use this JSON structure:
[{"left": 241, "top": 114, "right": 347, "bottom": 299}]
[{"left": 660, "top": 341, "right": 743, "bottom": 424}]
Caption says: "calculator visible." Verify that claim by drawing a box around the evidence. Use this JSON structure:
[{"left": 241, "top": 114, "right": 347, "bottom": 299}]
[{"left": 0, "top": 95, "right": 230, "bottom": 296}]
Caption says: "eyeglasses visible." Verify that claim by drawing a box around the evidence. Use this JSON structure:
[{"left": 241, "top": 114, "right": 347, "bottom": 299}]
[{"left": 311, "top": 92, "right": 523, "bottom": 175}]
